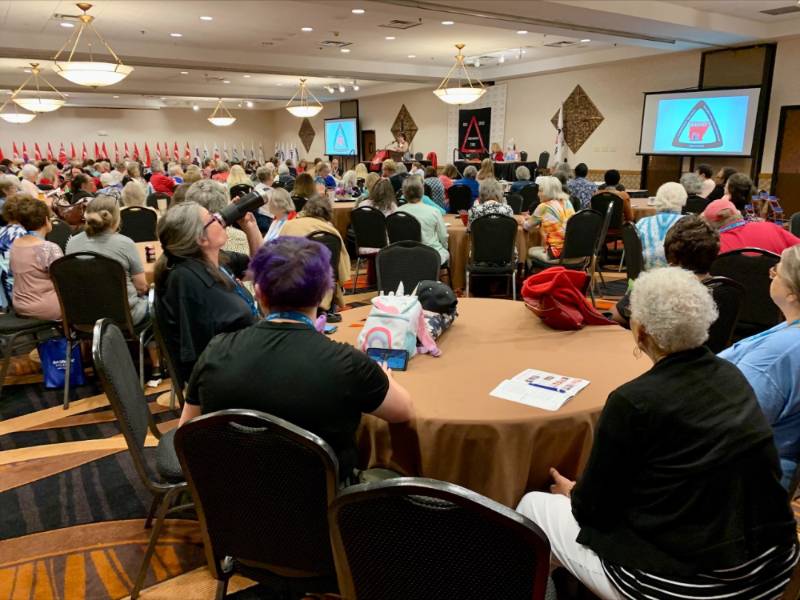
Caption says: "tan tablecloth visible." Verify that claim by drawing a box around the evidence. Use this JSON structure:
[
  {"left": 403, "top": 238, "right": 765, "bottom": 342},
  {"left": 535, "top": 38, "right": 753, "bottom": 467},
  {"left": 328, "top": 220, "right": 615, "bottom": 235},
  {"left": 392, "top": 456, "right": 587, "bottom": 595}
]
[
  {"left": 332, "top": 201, "right": 357, "bottom": 239},
  {"left": 137, "top": 241, "right": 163, "bottom": 284},
  {"left": 631, "top": 198, "right": 657, "bottom": 221},
  {"left": 332, "top": 298, "right": 648, "bottom": 506},
  {"left": 445, "top": 214, "right": 540, "bottom": 291}
]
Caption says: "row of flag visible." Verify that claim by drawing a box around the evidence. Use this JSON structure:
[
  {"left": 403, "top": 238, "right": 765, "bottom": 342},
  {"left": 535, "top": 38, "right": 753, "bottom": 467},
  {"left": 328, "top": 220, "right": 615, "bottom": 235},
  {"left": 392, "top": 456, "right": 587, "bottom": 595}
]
[{"left": 1, "top": 141, "right": 268, "bottom": 166}]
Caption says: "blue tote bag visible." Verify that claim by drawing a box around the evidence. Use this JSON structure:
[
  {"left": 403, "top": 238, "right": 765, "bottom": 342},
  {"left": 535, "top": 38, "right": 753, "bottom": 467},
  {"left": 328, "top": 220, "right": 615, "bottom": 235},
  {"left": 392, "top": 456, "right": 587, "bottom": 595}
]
[{"left": 38, "top": 337, "right": 86, "bottom": 389}]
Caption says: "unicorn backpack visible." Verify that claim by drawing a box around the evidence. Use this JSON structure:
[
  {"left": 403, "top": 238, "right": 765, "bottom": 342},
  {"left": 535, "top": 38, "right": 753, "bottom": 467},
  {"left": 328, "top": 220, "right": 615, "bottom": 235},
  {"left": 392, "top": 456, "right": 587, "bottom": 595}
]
[{"left": 357, "top": 284, "right": 440, "bottom": 358}]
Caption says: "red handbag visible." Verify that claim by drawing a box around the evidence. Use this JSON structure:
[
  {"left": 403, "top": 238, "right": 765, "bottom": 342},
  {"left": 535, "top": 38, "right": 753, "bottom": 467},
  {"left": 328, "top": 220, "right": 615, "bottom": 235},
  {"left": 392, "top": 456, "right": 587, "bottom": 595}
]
[{"left": 521, "top": 267, "right": 615, "bottom": 330}]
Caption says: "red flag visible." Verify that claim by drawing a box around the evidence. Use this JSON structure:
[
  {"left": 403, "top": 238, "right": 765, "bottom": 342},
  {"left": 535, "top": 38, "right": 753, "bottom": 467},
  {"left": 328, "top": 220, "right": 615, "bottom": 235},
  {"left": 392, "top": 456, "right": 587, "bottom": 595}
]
[
  {"left": 144, "top": 143, "right": 151, "bottom": 167},
  {"left": 124, "top": 142, "right": 130, "bottom": 159},
  {"left": 0, "top": 146, "right": 4, "bottom": 161},
  {"left": 93, "top": 142, "right": 99, "bottom": 159},
  {"left": 22, "top": 142, "right": 29, "bottom": 162},
  {"left": 172, "top": 142, "right": 179, "bottom": 161},
  {"left": 47, "top": 142, "right": 54, "bottom": 161},
  {"left": 114, "top": 142, "right": 120, "bottom": 163},
  {"left": 12, "top": 142, "right": 19, "bottom": 159},
  {"left": 184, "top": 142, "right": 191, "bottom": 160},
  {"left": 70, "top": 143, "right": 76, "bottom": 160},
  {"left": 154, "top": 142, "right": 160, "bottom": 160},
  {"left": 133, "top": 143, "right": 140, "bottom": 160},
  {"left": 58, "top": 143, "right": 67, "bottom": 164},
  {"left": 34, "top": 143, "right": 42, "bottom": 161},
  {"left": 81, "top": 143, "right": 88, "bottom": 160},
  {"left": 101, "top": 142, "right": 108, "bottom": 160}
]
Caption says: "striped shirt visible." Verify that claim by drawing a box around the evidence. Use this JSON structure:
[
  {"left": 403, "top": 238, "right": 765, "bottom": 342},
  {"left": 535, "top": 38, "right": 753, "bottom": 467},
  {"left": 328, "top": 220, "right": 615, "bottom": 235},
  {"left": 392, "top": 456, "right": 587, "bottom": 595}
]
[{"left": 603, "top": 544, "right": 799, "bottom": 600}]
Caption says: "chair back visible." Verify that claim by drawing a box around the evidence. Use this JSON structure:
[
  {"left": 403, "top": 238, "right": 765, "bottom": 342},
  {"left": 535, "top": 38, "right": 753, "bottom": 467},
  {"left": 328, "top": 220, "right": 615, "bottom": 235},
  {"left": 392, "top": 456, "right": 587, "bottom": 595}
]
[
  {"left": 683, "top": 195, "right": 708, "bottom": 215},
  {"left": 448, "top": 185, "right": 473, "bottom": 213},
  {"left": 537, "top": 151, "right": 550, "bottom": 169},
  {"left": 791, "top": 212, "right": 800, "bottom": 237},
  {"left": 119, "top": 207, "right": 158, "bottom": 242},
  {"left": 174, "top": 409, "right": 339, "bottom": 580},
  {"left": 591, "top": 192, "right": 623, "bottom": 230},
  {"left": 351, "top": 206, "right": 388, "bottom": 251},
  {"left": 329, "top": 478, "right": 551, "bottom": 600},
  {"left": 621, "top": 222, "right": 644, "bottom": 280},
  {"left": 386, "top": 212, "right": 422, "bottom": 243},
  {"left": 414, "top": 152, "right": 423, "bottom": 161},
  {"left": 307, "top": 230, "right": 342, "bottom": 283},
  {"left": 506, "top": 194, "right": 523, "bottom": 214},
  {"left": 148, "top": 289, "right": 185, "bottom": 404},
  {"left": 569, "top": 195, "right": 582, "bottom": 212},
  {"left": 561, "top": 209, "right": 603, "bottom": 263},
  {"left": 710, "top": 248, "right": 781, "bottom": 333},
  {"left": 520, "top": 185, "right": 540, "bottom": 213},
  {"left": 519, "top": 151, "right": 528, "bottom": 162},
  {"left": 704, "top": 276, "right": 746, "bottom": 353},
  {"left": 51, "top": 252, "right": 136, "bottom": 338},
  {"left": 228, "top": 183, "right": 253, "bottom": 199},
  {"left": 46, "top": 219, "right": 73, "bottom": 252},
  {"left": 291, "top": 195, "right": 307, "bottom": 213},
  {"left": 376, "top": 241, "right": 440, "bottom": 293},
  {"left": 594, "top": 199, "right": 615, "bottom": 258},
  {"left": 146, "top": 192, "right": 170, "bottom": 210},
  {"left": 470, "top": 214, "right": 517, "bottom": 265},
  {"left": 92, "top": 319, "right": 162, "bottom": 491}
]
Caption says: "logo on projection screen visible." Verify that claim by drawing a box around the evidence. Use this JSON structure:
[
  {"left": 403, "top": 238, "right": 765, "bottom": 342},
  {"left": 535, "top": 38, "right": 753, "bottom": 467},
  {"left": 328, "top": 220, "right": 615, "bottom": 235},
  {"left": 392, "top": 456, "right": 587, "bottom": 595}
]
[
  {"left": 332, "top": 123, "right": 351, "bottom": 154},
  {"left": 672, "top": 100, "right": 723, "bottom": 149}
]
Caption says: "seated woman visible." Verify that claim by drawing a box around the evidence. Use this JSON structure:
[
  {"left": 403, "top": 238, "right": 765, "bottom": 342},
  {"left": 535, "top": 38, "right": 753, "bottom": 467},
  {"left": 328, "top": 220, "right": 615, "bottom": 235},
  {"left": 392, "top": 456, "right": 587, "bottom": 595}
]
[
  {"left": 397, "top": 177, "right": 449, "bottom": 266},
  {"left": 509, "top": 166, "right": 534, "bottom": 195},
  {"left": 177, "top": 236, "right": 413, "bottom": 484},
  {"left": 292, "top": 172, "right": 317, "bottom": 202},
  {"left": 423, "top": 166, "right": 446, "bottom": 209},
  {"left": 359, "top": 178, "right": 397, "bottom": 216},
  {"left": 280, "top": 195, "right": 351, "bottom": 315},
  {"left": 337, "top": 170, "right": 360, "bottom": 197},
  {"left": 613, "top": 215, "right": 719, "bottom": 328},
  {"left": 476, "top": 158, "right": 495, "bottom": 182},
  {"left": 0, "top": 194, "right": 28, "bottom": 310},
  {"left": 720, "top": 245, "right": 800, "bottom": 489},
  {"left": 263, "top": 188, "right": 296, "bottom": 243},
  {"left": 439, "top": 164, "right": 459, "bottom": 192},
  {"left": 452, "top": 165, "right": 480, "bottom": 201},
  {"left": 226, "top": 164, "right": 251, "bottom": 191},
  {"left": 314, "top": 162, "right": 336, "bottom": 189},
  {"left": 635, "top": 181, "right": 686, "bottom": 269},
  {"left": 518, "top": 267, "right": 798, "bottom": 600},
  {"left": 155, "top": 201, "right": 259, "bottom": 386},
  {"left": 490, "top": 142, "right": 504, "bottom": 162},
  {"left": 9, "top": 196, "right": 62, "bottom": 321},
  {"left": 186, "top": 180, "right": 263, "bottom": 256},
  {"left": 525, "top": 176, "right": 575, "bottom": 262},
  {"left": 680, "top": 172, "right": 709, "bottom": 214},
  {"left": 468, "top": 178, "right": 514, "bottom": 227},
  {"left": 722, "top": 172, "right": 753, "bottom": 212}
]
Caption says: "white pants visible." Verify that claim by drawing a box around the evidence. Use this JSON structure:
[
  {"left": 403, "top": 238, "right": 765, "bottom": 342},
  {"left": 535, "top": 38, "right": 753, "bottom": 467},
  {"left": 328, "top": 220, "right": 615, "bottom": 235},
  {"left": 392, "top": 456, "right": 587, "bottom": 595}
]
[{"left": 517, "top": 492, "right": 625, "bottom": 600}]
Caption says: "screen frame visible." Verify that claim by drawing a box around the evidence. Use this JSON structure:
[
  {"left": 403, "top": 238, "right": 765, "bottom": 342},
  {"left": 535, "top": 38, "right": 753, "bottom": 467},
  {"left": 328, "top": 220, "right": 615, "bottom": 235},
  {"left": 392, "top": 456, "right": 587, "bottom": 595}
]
[
  {"left": 324, "top": 117, "right": 360, "bottom": 157},
  {"left": 637, "top": 85, "right": 762, "bottom": 157}
]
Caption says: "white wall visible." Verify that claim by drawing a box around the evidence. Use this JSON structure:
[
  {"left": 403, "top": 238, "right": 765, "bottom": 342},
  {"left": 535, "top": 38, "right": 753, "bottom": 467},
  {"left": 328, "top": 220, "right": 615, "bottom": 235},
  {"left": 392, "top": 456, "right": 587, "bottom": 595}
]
[{"left": 761, "top": 36, "right": 800, "bottom": 173}]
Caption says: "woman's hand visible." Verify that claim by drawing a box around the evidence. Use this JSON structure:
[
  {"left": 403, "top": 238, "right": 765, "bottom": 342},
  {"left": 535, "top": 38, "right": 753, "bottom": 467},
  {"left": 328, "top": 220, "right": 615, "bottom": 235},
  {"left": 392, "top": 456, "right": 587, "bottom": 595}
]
[
  {"left": 549, "top": 467, "right": 576, "bottom": 497},
  {"left": 237, "top": 211, "right": 257, "bottom": 230}
]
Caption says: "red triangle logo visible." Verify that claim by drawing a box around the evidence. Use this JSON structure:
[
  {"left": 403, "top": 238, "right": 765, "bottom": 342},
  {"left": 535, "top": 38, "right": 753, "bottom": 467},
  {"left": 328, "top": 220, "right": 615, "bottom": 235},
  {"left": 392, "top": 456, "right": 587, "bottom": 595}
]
[{"left": 460, "top": 115, "right": 487, "bottom": 154}]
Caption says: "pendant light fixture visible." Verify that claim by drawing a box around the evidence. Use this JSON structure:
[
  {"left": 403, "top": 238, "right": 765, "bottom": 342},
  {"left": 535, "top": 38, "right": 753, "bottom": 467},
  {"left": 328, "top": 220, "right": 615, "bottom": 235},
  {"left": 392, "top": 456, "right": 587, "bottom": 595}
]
[
  {"left": 208, "top": 99, "right": 236, "bottom": 126},
  {"left": 285, "top": 78, "right": 323, "bottom": 118},
  {"left": 434, "top": 43, "right": 486, "bottom": 105},
  {"left": 52, "top": 3, "right": 134, "bottom": 87},
  {"left": 11, "top": 63, "right": 66, "bottom": 113},
  {"left": 0, "top": 97, "right": 36, "bottom": 124}
]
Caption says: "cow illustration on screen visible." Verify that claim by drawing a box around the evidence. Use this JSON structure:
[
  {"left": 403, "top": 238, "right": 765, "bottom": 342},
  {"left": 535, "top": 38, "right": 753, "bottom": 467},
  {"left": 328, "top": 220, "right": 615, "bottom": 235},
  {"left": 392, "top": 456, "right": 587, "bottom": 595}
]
[{"left": 672, "top": 100, "right": 723, "bottom": 149}]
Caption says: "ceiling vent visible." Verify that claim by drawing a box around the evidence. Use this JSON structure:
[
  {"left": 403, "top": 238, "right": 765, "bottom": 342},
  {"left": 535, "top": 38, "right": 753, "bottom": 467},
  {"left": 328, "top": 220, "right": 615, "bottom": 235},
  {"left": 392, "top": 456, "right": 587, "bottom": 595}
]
[
  {"left": 760, "top": 5, "right": 800, "bottom": 15},
  {"left": 319, "top": 40, "right": 353, "bottom": 48},
  {"left": 544, "top": 40, "right": 578, "bottom": 48},
  {"left": 380, "top": 19, "right": 422, "bottom": 30}
]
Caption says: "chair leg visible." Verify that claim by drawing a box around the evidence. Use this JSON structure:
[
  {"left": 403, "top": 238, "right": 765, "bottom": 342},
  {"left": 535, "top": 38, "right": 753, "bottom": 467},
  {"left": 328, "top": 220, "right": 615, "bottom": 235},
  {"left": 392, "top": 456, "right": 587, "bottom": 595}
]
[
  {"left": 131, "top": 487, "right": 181, "bottom": 599},
  {"left": 215, "top": 578, "right": 229, "bottom": 600},
  {"left": 351, "top": 257, "right": 361, "bottom": 293},
  {"left": 63, "top": 338, "right": 72, "bottom": 410},
  {"left": 512, "top": 271, "right": 517, "bottom": 301},
  {"left": 144, "top": 495, "right": 160, "bottom": 529},
  {"left": 465, "top": 271, "right": 470, "bottom": 298},
  {"left": 618, "top": 249, "right": 626, "bottom": 273},
  {"left": 0, "top": 332, "right": 19, "bottom": 400}
]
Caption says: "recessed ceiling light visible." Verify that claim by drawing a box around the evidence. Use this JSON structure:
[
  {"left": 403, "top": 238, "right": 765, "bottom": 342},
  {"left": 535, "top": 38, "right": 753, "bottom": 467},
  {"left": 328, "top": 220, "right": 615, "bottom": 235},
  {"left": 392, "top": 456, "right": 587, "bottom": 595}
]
[
  {"left": 170, "top": 32, "right": 183, "bottom": 37},
  {"left": 276, "top": 83, "right": 283, "bottom": 86},
  {"left": 352, "top": 8, "right": 365, "bottom": 14},
  {"left": 60, "top": 22, "right": 75, "bottom": 28},
  {"left": 192, "top": 104, "right": 199, "bottom": 111},
  {"left": 517, "top": 30, "right": 528, "bottom": 35},
  {"left": 200, "top": 15, "right": 213, "bottom": 21},
  {"left": 301, "top": 27, "right": 313, "bottom": 32},
  {"left": 408, "top": 54, "right": 416, "bottom": 58},
  {"left": 522, "top": 49, "right": 527, "bottom": 53},
  {"left": 246, "top": 101, "right": 254, "bottom": 108},
  {"left": 63, "top": 93, "right": 70, "bottom": 97},
  {"left": 23, "top": 69, "right": 31, "bottom": 73},
  {"left": 180, "top": 71, "right": 189, "bottom": 75},
  {"left": 580, "top": 38, "right": 591, "bottom": 43},
  {"left": 385, "top": 36, "right": 395, "bottom": 40},
  {"left": 341, "top": 48, "right": 351, "bottom": 53},
  {"left": 499, "top": 55, "right": 505, "bottom": 63},
  {"left": 113, "top": 95, "right": 119, "bottom": 99},
  {"left": 160, "top": 96, "right": 167, "bottom": 100},
  {"left": 223, "top": 80, "right": 231, "bottom": 84},
  {"left": 441, "top": 20, "right": 454, "bottom": 25},
  {"left": 339, "top": 85, "right": 346, "bottom": 93},
  {"left": 243, "top": 74, "right": 251, "bottom": 78},
  {"left": 353, "top": 84, "right": 360, "bottom": 91}
]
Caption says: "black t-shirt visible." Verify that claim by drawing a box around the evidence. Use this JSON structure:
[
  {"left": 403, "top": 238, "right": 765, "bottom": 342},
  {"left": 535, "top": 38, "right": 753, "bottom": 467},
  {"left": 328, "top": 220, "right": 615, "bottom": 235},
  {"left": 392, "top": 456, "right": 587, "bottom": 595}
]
[{"left": 186, "top": 321, "right": 390, "bottom": 481}]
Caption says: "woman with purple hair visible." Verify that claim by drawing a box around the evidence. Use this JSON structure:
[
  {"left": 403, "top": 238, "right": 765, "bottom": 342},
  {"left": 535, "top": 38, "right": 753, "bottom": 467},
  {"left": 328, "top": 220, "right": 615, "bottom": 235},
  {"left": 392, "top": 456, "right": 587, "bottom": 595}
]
[{"left": 178, "top": 236, "right": 414, "bottom": 483}]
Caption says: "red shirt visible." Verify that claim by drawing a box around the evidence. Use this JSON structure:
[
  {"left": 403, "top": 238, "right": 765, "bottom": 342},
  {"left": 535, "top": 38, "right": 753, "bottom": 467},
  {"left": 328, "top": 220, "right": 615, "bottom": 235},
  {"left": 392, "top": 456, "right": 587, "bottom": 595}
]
[
  {"left": 150, "top": 172, "right": 175, "bottom": 195},
  {"left": 719, "top": 220, "right": 800, "bottom": 255}
]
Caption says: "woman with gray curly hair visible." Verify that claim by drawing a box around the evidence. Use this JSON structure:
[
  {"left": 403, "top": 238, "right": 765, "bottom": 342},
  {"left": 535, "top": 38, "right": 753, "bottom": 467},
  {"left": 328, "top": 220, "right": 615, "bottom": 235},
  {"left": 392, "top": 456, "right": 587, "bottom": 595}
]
[{"left": 518, "top": 266, "right": 798, "bottom": 600}]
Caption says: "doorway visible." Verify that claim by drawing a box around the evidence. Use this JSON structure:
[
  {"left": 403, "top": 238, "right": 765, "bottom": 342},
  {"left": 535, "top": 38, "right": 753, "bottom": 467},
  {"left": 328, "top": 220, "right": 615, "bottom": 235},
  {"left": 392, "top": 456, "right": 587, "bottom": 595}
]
[
  {"left": 771, "top": 105, "right": 800, "bottom": 217},
  {"left": 361, "top": 130, "right": 376, "bottom": 162}
]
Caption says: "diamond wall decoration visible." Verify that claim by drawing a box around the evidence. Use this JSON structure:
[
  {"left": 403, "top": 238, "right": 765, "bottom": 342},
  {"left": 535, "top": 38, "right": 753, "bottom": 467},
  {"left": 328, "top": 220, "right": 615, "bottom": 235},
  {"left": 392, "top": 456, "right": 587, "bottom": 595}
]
[
  {"left": 550, "top": 85, "right": 604, "bottom": 154},
  {"left": 391, "top": 104, "right": 418, "bottom": 145},
  {"left": 298, "top": 118, "right": 315, "bottom": 153}
]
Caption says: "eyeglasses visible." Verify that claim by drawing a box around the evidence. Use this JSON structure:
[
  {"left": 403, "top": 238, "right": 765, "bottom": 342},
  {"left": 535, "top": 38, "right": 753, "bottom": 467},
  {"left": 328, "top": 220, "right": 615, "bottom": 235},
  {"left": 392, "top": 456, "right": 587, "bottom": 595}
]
[{"left": 203, "top": 213, "right": 223, "bottom": 231}]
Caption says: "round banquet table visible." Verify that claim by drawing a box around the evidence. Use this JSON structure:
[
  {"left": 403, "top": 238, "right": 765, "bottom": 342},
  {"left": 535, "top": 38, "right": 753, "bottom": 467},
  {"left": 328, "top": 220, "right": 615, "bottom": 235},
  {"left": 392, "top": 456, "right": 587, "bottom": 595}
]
[
  {"left": 331, "top": 298, "right": 648, "bottom": 507},
  {"left": 332, "top": 200, "right": 357, "bottom": 239},
  {"left": 137, "top": 241, "right": 163, "bottom": 284},
  {"left": 631, "top": 197, "right": 657, "bottom": 221}
]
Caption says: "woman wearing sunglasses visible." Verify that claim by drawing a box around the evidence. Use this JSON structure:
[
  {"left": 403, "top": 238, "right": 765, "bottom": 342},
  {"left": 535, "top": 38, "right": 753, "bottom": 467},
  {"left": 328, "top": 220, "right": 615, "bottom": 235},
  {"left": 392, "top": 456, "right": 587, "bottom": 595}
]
[
  {"left": 719, "top": 245, "right": 800, "bottom": 489},
  {"left": 154, "top": 201, "right": 260, "bottom": 387}
]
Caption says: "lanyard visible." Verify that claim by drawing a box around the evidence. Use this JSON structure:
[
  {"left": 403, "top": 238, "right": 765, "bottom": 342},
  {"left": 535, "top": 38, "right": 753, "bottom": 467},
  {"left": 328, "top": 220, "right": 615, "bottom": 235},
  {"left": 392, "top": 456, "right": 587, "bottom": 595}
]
[
  {"left": 265, "top": 311, "right": 316, "bottom": 330},
  {"left": 719, "top": 220, "right": 747, "bottom": 233},
  {"left": 219, "top": 266, "right": 259, "bottom": 317},
  {"left": 26, "top": 231, "right": 45, "bottom": 240}
]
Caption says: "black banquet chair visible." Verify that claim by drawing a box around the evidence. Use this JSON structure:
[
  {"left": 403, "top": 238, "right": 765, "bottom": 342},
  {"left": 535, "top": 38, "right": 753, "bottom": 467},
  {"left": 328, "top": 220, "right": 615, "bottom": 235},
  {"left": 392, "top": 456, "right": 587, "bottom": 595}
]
[
  {"left": 447, "top": 184, "right": 473, "bottom": 213},
  {"left": 146, "top": 192, "right": 170, "bottom": 211},
  {"left": 386, "top": 211, "right": 421, "bottom": 243},
  {"left": 228, "top": 183, "right": 253, "bottom": 200},
  {"left": 308, "top": 230, "right": 342, "bottom": 311},
  {"left": 174, "top": 409, "right": 339, "bottom": 599},
  {"left": 683, "top": 195, "right": 709, "bottom": 215},
  {"left": 46, "top": 218, "right": 73, "bottom": 252},
  {"left": 621, "top": 222, "right": 644, "bottom": 282},
  {"left": 92, "top": 319, "right": 188, "bottom": 600},
  {"left": 791, "top": 212, "right": 800, "bottom": 237},
  {"left": 350, "top": 206, "right": 388, "bottom": 292},
  {"left": 291, "top": 195, "right": 307, "bottom": 213},
  {"left": 147, "top": 289, "right": 184, "bottom": 410},
  {"left": 328, "top": 477, "right": 551, "bottom": 600},
  {"left": 506, "top": 193, "right": 523, "bottom": 215},
  {"left": 704, "top": 276, "right": 746, "bottom": 353},
  {"left": 520, "top": 184, "right": 540, "bottom": 214},
  {"left": 466, "top": 213, "right": 518, "bottom": 300},
  {"left": 527, "top": 208, "right": 603, "bottom": 275},
  {"left": 119, "top": 207, "right": 158, "bottom": 242},
  {"left": 376, "top": 241, "right": 441, "bottom": 294},
  {"left": 709, "top": 247, "right": 781, "bottom": 338},
  {"left": 0, "top": 312, "right": 59, "bottom": 398}
]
